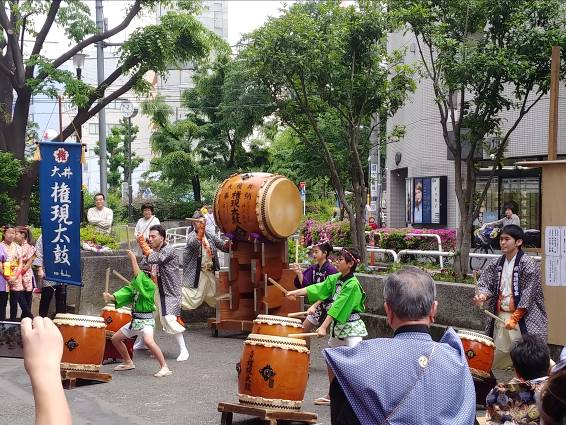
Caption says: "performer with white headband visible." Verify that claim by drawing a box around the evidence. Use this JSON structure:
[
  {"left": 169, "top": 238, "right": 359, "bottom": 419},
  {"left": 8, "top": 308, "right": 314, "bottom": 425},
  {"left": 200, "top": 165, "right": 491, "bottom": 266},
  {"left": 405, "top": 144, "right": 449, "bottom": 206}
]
[
  {"left": 286, "top": 247, "right": 367, "bottom": 406},
  {"left": 181, "top": 210, "right": 230, "bottom": 311}
]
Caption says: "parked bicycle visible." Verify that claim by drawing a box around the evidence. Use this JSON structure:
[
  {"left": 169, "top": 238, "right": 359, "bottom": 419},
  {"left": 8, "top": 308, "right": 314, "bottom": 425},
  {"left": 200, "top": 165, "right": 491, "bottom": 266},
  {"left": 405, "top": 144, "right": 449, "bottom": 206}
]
[{"left": 469, "top": 226, "right": 500, "bottom": 271}]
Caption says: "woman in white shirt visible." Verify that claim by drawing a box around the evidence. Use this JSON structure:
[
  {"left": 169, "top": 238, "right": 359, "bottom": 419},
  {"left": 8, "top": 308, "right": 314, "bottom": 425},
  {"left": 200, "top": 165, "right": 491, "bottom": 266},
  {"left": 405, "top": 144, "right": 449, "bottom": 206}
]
[{"left": 134, "top": 203, "right": 160, "bottom": 240}]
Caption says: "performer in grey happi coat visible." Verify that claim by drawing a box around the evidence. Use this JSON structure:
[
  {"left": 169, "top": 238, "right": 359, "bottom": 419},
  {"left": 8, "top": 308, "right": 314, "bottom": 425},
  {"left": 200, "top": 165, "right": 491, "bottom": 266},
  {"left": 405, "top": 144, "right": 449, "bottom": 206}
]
[{"left": 138, "top": 224, "right": 189, "bottom": 362}]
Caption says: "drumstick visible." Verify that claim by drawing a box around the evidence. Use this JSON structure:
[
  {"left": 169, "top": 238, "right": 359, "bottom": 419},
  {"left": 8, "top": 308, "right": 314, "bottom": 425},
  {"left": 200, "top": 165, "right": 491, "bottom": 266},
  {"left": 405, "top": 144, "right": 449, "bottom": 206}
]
[
  {"left": 112, "top": 269, "right": 131, "bottom": 285},
  {"left": 287, "top": 311, "right": 308, "bottom": 318},
  {"left": 267, "top": 277, "right": 288, "bottom": 294},
  {"left": 288, "top": 332, "right": 320, "bottom": 338},
  {"left": 295, "top": 235, "right": 299, "bottom": 264},
  {"left": 126, "top": 226, "right": 132, "bottom": 251},
  {"left": 483, "top": 309, "right": 507, "bottom": 325},
  {"left": 105, "top": 267, "right": 110, "bottom": 294}
]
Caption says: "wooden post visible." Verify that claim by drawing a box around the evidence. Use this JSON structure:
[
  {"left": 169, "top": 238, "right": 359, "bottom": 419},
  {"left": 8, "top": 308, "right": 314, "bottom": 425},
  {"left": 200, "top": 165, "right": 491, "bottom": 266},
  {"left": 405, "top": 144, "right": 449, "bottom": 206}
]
[{"left": 548, "top": 46, "right": 560, "bottom": 161}]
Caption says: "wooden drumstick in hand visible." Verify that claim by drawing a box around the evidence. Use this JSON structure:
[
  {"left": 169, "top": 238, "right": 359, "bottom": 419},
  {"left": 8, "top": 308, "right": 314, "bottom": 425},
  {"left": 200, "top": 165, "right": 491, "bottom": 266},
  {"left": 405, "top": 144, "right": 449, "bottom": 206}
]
[
  {"left": 288, "top": 332, "right": 320, "bottom": 338},
  {"left": 483, "top": 309, "right": 507, "bottom": 325},
  {"left": 112, "top": 269, "right": 131, "bottom": 285},
  {"left": 288, "top": 311, "right": 308, "bottom": 318},
  {"left": 268, "top": 277, "right": 288, "bottom": 295},
  {"left": 105, "top": 267, "right": 110, "bottom": 294}
]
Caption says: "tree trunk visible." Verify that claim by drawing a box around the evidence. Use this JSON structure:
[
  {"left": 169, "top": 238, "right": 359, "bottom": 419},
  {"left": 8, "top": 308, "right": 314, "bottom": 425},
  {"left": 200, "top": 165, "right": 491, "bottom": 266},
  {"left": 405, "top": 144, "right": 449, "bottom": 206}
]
[
  {"left": 15, "top": 161, "right": 39, "bottom": 225},
  {"left": 192, "top": 174, "right": 201, "bottom": 203}
]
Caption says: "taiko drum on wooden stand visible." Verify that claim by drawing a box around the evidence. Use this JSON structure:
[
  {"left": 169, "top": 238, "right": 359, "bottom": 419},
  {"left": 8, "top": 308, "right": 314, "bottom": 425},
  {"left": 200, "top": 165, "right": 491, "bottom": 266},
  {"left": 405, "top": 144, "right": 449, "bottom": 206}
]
[
  {"left": 53, "top": 314, "right": 107, "bottom": 372},
  {"left": 457, "top": 329, "right": 495, "bottom": 375},
  {"left": 213, "top": 173, "right": 302, "bottom": 242},
  {"left": 100, "top": 304, "right": 132, "bottom": 333},
  {"left": 237, "top": 334, "right": 310, "bottom": 411}
]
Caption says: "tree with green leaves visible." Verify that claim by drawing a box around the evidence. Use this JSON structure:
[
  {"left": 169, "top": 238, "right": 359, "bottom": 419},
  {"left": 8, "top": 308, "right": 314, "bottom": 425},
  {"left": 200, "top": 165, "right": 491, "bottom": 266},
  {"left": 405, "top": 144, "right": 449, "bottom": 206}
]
[
  {"left": 0, "top": 0, "right": 214, "bottom": 223},
  {"left": 389, "top": 0, "right": 566, "bottom": 277},
  {"left": 142, "top": 50, "right": 271, "bottom": 204},
  {"left": 241, "top": 1, "right": 415, "bottom": 263},
  {"left": 94, "top": 119, "right": 142, "bottom": 195}
]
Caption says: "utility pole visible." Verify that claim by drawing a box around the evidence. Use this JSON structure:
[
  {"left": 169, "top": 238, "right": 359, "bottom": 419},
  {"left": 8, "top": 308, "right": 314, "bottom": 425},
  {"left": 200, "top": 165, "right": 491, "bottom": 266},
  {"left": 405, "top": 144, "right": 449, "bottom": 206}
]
[
  {"left": 127, "top": 117, "right": 133, "bottom": 222},
  {"left": 58, "top": 95, "right": 63, "bottom": 141},
  {"left": 548, "top": 46, "right": 560, "bottom": 161},
  {"left": 96, "top": 0, "right": 108, "bottom": 197}
]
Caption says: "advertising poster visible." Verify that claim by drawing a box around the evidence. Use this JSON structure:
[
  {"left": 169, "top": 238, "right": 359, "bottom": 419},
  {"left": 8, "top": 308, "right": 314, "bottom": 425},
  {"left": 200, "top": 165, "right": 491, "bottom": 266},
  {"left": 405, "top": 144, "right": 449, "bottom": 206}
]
[
  {"left": 431, "top": 177, "right": 440, "bottom": 223},
  {"left": 405, "top": 178, "right": 413, "bottom": 224},
  {"left": 413, "top": 178, "right": 423, "bottom": 224},
  {"left": 408, "top": 176, "right": 447, "bottom": 225},
  {"left": 422, "top": 177, "right": 432, "bottom": 224}
]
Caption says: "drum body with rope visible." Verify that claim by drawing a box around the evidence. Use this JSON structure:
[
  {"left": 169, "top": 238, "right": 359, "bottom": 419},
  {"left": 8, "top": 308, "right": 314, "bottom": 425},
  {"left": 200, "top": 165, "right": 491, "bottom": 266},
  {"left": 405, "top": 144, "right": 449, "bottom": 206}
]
[
  {"left": 237, "top": 333, "right": 309, "bottom": 411},
  {"left": 213, "top": 173, "right": 302, "bottom": 241},
  {"left": 53, "top": 314, "right": 106, "bottom": 372},
  {"left": 251, "top": 315, "right": 304, "bottom": 339},
  {"left": 458, "top": 329, "right": 495, "bottom": 376},
  {"left": 100, "top": 304, "right": 132, "bottom": 333}
]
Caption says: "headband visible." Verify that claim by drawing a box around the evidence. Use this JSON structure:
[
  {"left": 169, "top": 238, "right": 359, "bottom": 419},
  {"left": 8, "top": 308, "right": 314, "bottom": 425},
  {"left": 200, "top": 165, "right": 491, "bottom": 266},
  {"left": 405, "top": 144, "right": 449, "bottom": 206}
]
[{"left": 341, "top": 248, "right": 360, "bottom": 264}]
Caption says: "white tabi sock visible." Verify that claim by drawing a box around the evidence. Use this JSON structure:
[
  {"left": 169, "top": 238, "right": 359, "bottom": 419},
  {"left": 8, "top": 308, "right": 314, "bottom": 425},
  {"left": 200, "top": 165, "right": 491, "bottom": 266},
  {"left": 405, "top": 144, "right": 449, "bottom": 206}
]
[{"left": 175, "top": 333, "right": 189, "bottom": 362}]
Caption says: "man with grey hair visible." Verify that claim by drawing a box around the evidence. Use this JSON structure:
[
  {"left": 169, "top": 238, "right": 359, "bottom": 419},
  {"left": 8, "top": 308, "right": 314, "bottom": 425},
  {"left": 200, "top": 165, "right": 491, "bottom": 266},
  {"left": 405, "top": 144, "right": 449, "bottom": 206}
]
[{"left": 324, "top": 267, "right": 476, "bottom": 425}]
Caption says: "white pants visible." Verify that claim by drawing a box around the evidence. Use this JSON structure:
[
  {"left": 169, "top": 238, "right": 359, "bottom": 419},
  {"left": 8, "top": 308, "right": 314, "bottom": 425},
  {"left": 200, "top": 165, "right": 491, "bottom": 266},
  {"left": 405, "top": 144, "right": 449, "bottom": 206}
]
[
  {"left": 493, "top": 311, "right": 521, "bottom": 369},
  {"left": 181, "top": 271, "right": 216, "bottom": 310},
  {"left": 119, "top": 322, "right": 154, "bottom": 339}
]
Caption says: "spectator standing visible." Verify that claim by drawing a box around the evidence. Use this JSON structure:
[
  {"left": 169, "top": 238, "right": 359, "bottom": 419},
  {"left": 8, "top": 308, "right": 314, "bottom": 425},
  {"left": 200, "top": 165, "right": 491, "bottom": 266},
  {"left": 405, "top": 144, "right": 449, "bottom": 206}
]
[{"left": 34, "top": 235, "right": 67, "bottom": 317}]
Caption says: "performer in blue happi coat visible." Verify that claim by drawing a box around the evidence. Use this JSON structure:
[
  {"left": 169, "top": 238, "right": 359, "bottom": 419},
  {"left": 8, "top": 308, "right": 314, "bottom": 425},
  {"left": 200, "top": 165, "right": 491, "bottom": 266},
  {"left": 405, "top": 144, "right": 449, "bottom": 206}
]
[{"left": 325, "top": 267, "right": 476, "bottom": 425}]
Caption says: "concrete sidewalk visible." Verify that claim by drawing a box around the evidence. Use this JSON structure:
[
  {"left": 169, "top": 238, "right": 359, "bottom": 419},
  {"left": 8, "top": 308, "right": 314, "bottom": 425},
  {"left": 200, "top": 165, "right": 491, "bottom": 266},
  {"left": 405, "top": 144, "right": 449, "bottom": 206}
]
[{"left": 0, "top": 323, "right": 332, "bottom": 425}]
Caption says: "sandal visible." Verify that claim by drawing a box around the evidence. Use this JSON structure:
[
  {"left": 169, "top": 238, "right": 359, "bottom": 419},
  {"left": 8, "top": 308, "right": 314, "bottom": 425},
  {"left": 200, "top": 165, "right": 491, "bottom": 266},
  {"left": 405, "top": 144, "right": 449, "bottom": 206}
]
[
  {"left": 114, "top": 363, "right": 135, "bottom": 371},
  {"left": 314, "top": 396, "right": 331, "bottom": 406},
  {"left": 154, "top": 367, "right": 172, "bottom": 378}
]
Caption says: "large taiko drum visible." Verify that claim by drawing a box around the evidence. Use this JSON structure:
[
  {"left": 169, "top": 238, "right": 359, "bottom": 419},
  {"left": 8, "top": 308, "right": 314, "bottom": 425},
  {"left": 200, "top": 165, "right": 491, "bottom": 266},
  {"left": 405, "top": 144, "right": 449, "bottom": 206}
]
[
  {"left": 213, "top": 173, "right": 302, "bottom": 241},
  {"left": 458, "top": 329, "right": 495, "bottom": 375},
  {"left": 237, "top": 334, "right": 309, "bottom": 411},
  {"left": 100, "top": 304, "right": 132, "bottom": 333},
  {"left": 53, "top": 314, "right": 106, "bottom": 372},
  {"left": 251, "top": 315, "right": 304, "bottom": 339}
]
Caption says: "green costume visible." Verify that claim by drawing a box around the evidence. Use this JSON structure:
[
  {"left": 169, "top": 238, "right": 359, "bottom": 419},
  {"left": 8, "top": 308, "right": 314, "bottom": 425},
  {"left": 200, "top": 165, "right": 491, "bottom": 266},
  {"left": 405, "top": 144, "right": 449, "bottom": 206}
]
[
  {"left": 113, "top": 271, "right": 156, "bottom": 331},
  {"left": 306, "top": 273, "right": 368, "bottom": 339}
]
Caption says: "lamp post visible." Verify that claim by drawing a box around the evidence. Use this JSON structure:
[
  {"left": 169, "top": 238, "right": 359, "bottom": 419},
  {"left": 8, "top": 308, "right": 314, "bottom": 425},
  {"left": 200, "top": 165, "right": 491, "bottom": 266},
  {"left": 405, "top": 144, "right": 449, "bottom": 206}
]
[
  {"left": 73, "top": 52, "right": 87, "bottom": 223},
  {"left": 121, "top": 100, "right": 138, "bottom": 223}
]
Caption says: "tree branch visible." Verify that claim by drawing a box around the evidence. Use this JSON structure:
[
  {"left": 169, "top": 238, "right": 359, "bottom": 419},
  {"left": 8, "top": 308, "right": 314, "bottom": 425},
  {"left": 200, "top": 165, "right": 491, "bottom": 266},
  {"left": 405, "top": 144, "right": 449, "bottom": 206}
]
[
  {"left": 36, "top": 0, "right": 142, "bottom": 82},
  {"left": 59, "top": 69, "right": 144, "bottom": 141},
  {"left": 0, "top": 2, "right": 24, "bottom": 86},
  {"left": 26, "top": 0, "right": 61, "bottom": 79}
]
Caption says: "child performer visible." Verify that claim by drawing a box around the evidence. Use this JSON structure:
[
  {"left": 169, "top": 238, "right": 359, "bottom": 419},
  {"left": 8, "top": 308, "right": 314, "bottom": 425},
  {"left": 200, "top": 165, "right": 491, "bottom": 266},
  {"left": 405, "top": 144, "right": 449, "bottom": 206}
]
[
  {"left": 291, "top": 240, "right": 338, "bottom": 338},
  {"left": 286, "top": 247, "right": 367, "bottom": 406},
  {"left": 103, "top": 250, "right": 172, "bottom": 378}
]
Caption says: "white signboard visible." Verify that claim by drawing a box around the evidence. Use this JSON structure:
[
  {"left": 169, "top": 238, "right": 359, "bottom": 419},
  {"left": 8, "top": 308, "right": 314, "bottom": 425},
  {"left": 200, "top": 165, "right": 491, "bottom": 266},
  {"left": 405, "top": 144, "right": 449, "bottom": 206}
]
[{"left": 545, "top": 226, "right": 566, "bottom": 286}]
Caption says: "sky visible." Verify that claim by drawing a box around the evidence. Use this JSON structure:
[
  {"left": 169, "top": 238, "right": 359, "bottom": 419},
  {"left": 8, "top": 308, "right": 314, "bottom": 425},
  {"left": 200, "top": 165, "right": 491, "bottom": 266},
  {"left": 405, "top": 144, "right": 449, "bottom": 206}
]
[{"left": 227, "top": 1, "right": 288, "bottom": 45}]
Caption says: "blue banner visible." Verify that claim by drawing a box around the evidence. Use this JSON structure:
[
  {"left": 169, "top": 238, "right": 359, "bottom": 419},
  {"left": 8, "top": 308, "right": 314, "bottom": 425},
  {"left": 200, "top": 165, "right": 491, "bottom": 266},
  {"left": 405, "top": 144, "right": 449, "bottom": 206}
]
[{"left": 38, "top": 142, "right": 83, "bottom": 286}]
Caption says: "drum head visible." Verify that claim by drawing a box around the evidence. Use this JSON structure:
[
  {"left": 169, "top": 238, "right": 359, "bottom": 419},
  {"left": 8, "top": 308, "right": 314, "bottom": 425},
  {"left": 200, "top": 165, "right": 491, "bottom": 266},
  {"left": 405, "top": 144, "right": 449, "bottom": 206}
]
[
  {"left": 262, "top": 178, "right": 302, "bottom": 239},
  {"left": 254, "top": 315, "right": 303, "bottom": 327},
  {"left": 457, "top": 329, "right": 495, "bottom": 347}
]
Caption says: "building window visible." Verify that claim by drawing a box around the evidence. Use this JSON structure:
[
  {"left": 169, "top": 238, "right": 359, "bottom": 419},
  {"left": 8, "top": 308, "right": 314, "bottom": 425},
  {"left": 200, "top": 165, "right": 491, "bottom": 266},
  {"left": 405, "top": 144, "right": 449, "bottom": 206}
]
[{"left": 89, "top": 123, "right": 98, "bottom": 135}]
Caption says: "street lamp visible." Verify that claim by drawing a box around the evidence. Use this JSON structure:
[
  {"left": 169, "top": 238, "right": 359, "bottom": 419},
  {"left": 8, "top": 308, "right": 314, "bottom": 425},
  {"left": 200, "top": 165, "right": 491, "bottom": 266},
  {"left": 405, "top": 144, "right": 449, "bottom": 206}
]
[
  {"left": 121, "top": 100, "right": 139, "bottom": 223},
  {"left": 73, "top": 52, "right": 87, "bottom": 80}
]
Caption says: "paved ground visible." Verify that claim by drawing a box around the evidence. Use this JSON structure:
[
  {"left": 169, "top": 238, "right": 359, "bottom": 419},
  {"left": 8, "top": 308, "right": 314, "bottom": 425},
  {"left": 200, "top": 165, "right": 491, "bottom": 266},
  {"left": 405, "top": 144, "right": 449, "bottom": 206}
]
[{"left": 0, "top": 323, "right": 332, "bottom": 425}]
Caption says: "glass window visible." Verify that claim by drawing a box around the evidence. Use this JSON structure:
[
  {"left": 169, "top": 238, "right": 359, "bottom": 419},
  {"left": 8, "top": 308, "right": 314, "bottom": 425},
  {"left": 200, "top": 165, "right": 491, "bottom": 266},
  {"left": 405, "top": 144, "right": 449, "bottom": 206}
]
[{"left": 89, "top": 123, "right": 98, "bottom": 135}]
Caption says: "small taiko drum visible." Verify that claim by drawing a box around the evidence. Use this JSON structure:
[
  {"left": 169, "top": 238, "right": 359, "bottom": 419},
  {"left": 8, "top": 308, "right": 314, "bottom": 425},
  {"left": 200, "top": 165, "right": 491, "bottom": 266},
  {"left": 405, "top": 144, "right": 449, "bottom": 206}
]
[
  {"left": 237, "top": 334, "right": 309, "bottom": 411},
  {"left": 251, "top": 315, "right": 304, "bottom": 338},
  {"left": 458, "top": 329, "right": 495, "bottom": 375},
  {"left": 101, "top": 304, "right": 132, "bottom": 333},
  {"left": 213, "top": 173, "right": 302, "bottom": 241},
  {"left": 53, "top": 314, "right": 106, "bottom": 373}
]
